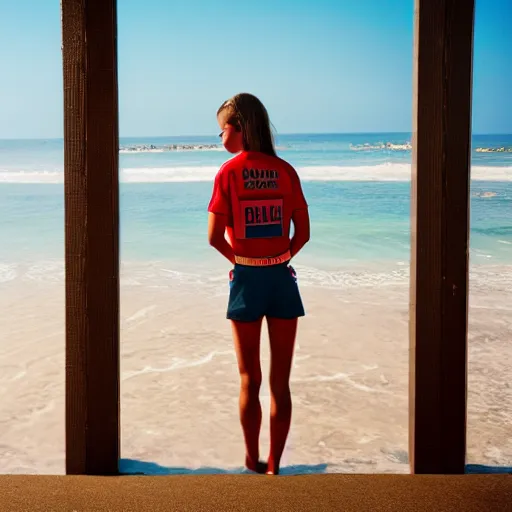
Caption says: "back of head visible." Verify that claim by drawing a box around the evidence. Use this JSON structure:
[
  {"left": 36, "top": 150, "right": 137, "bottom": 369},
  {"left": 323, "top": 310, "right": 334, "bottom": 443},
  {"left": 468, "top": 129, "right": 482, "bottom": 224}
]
[{"left": 217, "top": 93, "right": 277, "bottom": 157}]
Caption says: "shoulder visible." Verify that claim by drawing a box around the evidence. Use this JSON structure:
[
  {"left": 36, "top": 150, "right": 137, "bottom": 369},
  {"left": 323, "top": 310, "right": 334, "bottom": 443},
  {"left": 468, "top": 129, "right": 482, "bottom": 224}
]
[
  {"left": 216, "top": 153, "right": 246, "bottom": 179},
  {"left": 221, "top": 152, "right": 246, "bottom": 170},
  {"left": 273, "top": 156, "right": 300, "bottom": 180}
]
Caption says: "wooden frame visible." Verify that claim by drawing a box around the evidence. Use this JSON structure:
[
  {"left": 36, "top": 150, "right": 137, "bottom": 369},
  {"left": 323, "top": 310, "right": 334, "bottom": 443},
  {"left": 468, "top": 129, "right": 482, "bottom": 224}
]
[
  {"left": 61, "top": 0, "right": 475, "bottom": 475},
  {"left": 409, "top": 0, "right": 474, "bottom": 474},
  {"left": 62, "top": 0, "right": 120, "bottom": 475}
]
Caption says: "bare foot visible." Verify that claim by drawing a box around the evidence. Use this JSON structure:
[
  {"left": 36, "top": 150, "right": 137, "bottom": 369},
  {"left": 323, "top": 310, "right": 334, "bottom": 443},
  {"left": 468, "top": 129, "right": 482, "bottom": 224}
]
[
  {"left": 266, "top": 457, "right": 280, "bottom": 475},
  {"left": 245, "top": 457, "right": 268, "bottom": 474}
]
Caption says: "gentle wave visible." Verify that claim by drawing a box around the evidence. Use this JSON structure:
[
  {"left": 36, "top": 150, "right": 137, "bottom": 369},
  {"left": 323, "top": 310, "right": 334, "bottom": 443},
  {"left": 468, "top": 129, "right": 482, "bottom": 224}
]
[
  {"left": 0, "top": 170, "right": 63, "bottom": 183},
  {"left": 122, "top": 166, "right": 219, "bottom": 182},
  {"left": 0, "top": 263, "right": 17, "bottom": 283},
  {"left": 2, "top": 260, "right": 511, "bottom": 292},
  {"left": 1, "top": 164, "right": 511, "bottom": 184}
]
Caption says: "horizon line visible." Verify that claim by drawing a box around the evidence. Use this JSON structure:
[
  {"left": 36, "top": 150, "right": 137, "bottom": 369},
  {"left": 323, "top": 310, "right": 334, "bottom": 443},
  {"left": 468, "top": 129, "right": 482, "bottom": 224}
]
[{"left": 1, "top": 131, "right": 512, "bottom": 141}]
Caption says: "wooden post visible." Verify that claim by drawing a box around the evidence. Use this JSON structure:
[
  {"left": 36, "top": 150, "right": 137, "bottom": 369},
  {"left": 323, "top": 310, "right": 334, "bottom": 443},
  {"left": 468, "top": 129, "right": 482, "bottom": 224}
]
[
  {"left": 409, "top": 0, "right": 474, "bottom": 474},
  {"left": 62, "top": 0, "right": 120, "bottom": 475}
]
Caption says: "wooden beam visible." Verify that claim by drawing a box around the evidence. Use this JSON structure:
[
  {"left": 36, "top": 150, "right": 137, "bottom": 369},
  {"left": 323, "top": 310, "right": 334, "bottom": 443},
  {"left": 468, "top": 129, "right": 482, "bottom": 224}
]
[
  {"left": 62, "top": 0, "right": 120, "bottom": 475},
  {"left": 409, "top": 0, "right": 474, "bottom": 474}
]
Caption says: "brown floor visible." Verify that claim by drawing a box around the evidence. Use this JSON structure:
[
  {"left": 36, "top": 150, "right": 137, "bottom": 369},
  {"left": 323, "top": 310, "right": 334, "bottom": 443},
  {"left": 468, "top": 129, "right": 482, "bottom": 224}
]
[{"left": 0, "top": 475, "right": 511, "bottom": 512}]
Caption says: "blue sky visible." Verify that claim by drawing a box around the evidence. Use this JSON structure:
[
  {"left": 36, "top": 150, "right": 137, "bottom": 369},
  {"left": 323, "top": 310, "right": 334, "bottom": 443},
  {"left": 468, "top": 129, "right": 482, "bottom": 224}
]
[{"left": 0, "top": 0, "right": 510, "bottom": 138}]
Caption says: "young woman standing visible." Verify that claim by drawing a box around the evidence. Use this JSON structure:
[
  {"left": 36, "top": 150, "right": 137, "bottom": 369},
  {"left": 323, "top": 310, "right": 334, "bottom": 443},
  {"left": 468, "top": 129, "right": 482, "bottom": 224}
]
[{"left": 208, "top": 93, "right": 310, "bottom": 475}]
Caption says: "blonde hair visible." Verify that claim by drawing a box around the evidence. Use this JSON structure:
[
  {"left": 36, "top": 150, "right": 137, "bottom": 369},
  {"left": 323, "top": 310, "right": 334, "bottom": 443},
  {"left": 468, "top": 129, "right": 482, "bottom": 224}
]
[{"left": 217, "top": 93, "right": 277, "bottom": 157}]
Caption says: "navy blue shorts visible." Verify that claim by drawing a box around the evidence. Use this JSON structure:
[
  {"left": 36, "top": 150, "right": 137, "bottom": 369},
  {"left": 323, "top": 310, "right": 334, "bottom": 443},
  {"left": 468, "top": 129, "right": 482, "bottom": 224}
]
[{"left": 227, "top": 262, "right": 305, "bottom": 322}]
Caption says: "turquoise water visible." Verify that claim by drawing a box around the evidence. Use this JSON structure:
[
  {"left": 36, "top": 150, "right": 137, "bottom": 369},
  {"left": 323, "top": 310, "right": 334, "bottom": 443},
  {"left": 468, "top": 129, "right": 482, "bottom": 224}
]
[
  {"left": 0, "top": 133, "right": 510, "bottom": 279},
  {"left": 0, "top": 181, "right": 510, "bottom": 268}
]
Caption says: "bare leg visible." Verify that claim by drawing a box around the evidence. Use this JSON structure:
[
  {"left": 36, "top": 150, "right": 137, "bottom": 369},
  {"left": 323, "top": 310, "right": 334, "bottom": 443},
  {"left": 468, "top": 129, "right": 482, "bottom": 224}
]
[
  {"left": 231, "top": 319, "right": 267, "bottom": 473},
  {"left": 266, "top": 317, "right": 298, "bottom": 475}
]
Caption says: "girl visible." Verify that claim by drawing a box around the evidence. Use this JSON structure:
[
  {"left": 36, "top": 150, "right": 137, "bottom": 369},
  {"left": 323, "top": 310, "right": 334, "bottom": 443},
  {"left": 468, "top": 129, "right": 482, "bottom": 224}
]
[{"left": 207, "top": 93, "right": 310, "bottom": 475}]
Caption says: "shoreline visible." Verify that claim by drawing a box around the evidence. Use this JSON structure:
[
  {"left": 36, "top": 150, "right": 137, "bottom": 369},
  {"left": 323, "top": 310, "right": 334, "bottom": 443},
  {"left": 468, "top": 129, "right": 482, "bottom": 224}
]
[{"left": 1, "top": 258, "right": 511, "bottom": 289}]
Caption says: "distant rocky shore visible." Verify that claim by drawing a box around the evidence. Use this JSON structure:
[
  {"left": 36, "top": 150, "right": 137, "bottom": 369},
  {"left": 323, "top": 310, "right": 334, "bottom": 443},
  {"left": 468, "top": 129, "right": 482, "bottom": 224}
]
[
  {"left": 119, "top": 141, "right": 512, "bottom": 154},
  {"left": 475, "top": 147, "right": 512, "bottom": 153},
  {"left": 350, "top": 142, "right": 412, "bottom": 151},
  {"left": 119, "top": 143, "right": 290, "bottom": 153},
  {"left": 350, "top": 142, "right": 512, "bottom": 153},
  {"left": 120, "top": 143, "right": 221, "bottom": 153}
]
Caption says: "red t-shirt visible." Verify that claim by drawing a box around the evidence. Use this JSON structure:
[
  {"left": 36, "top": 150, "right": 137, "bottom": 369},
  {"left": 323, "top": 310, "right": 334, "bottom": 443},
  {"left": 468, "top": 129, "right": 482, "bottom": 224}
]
[{"left": 208, "top": 151, "right": 308, "bottom": 258}]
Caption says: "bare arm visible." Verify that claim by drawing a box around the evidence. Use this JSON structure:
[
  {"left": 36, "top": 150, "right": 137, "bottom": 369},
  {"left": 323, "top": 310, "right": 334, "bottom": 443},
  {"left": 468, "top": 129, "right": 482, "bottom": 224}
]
[
  {"left": 290, "top": 209, "right": 310, "bottom": 258},
  {"left": 208, "top": 212, "right": 236, "bottom": 265}
]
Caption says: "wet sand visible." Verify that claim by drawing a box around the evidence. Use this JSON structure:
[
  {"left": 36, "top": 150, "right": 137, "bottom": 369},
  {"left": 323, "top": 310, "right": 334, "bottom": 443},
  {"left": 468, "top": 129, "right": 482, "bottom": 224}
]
[{"left": 0, "top": 261, "right": 511, "bottom": 474}]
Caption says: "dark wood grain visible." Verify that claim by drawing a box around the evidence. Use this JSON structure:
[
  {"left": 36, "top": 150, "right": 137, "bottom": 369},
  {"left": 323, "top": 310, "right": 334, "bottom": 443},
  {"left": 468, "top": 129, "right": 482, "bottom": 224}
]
[
  {"left": 62, "top": 0, "right": 120, "bottom": 475},
  {"left": 409, "top": 0, "right": 474, "bottom": 474}
]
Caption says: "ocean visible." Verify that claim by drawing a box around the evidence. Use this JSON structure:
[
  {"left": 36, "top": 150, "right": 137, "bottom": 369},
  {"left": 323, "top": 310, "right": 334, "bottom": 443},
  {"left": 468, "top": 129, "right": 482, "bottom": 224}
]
[
  {"left": 0, "top": 133, "right": 510, "bottom": 281},
  {"left": 1, "top": 132, "right": 511, "bottom": 474}
]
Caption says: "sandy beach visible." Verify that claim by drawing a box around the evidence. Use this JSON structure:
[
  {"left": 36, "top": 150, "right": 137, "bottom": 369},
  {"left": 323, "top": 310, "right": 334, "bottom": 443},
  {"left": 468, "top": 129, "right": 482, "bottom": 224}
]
[{"left": 0, "top": 261, "right": 510, "bottom": 475}]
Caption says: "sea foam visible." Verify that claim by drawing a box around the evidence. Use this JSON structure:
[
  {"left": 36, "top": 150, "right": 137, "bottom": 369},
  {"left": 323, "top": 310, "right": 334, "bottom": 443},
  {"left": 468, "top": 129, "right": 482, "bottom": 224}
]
[{"left": 1, "top": 164, "right": 511, "bottom": 184}]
